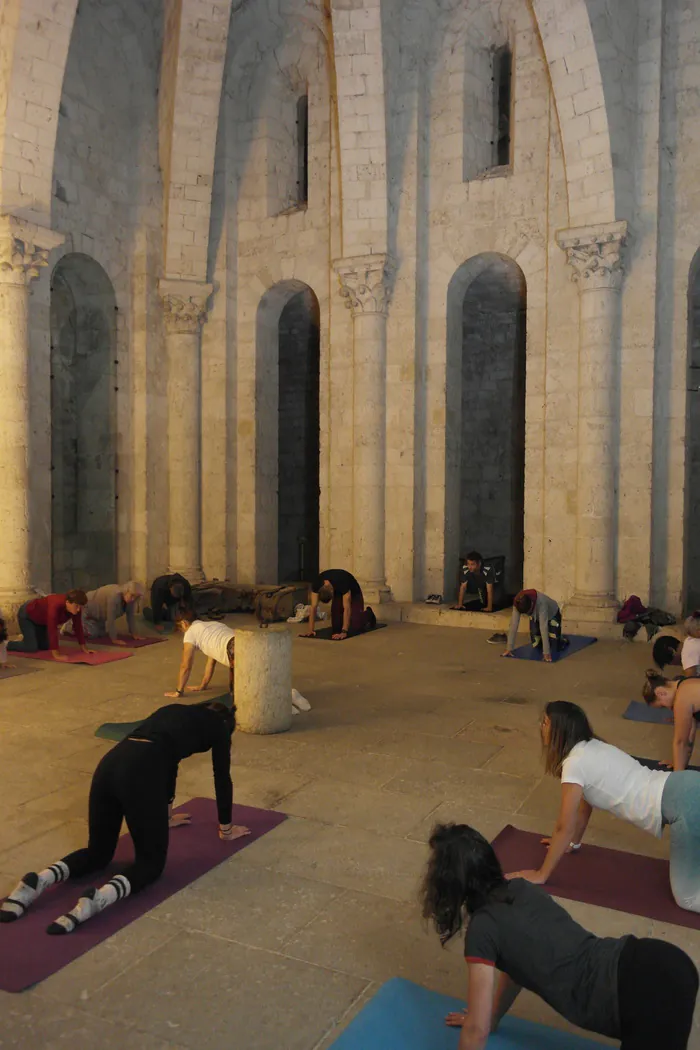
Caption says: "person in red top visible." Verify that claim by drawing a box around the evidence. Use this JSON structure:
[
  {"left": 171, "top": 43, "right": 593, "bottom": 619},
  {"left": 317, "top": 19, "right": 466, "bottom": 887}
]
[{"left": 8, "top": 590, "right": 94, "bottom": 662}]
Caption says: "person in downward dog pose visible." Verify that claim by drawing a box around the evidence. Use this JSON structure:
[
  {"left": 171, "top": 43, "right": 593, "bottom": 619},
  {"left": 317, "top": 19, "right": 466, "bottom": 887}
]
[
  {"left": 643, "top": 670, "right": 700, "bottom": 771},
  {"left": 508, "top": 701, "right": 700, "bottom": 913},
  {"left": 422, "top": 823, "right": 698, "bottom": 1050},
  {"left": 0, "top": 701, "right": 248, "bottom": 934},
  {"left": 502, "top": 589, "right": 567, "bottom": 663}
]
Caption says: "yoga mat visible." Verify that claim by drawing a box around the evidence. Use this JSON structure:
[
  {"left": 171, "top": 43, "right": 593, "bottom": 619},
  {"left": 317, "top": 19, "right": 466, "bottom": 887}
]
[
  {"left": 89, "top": 635, "right": 167, "bottom": 649},
  {"left": 510, "top": 636, "right": 597, "bottom": 662},
  {"left": 0, "top": 798, "right": 287, "bottom": 992},
  {"left": 94, "top": 694, "right": 233, "bottom": 742},
  {"left": 492, "top": 824, "right": 700, "bottom": 931},
  {"left": 633, "top": 755, "right": 700, "bottom": 773},
  {"left": 329, "top": 977, "right": 602, "bottom": 1050},
  {"left": 0, "top": 662, "right": 42, "bottom": 680},
  {"left": 623, "top": 700, "right": 673, "bottom": 725},
  {"left": 11, "top": 647, "right": 133, "bottom": 665},
  {"left": 310, "top": 623, "right": 388, "bottom": 641}
]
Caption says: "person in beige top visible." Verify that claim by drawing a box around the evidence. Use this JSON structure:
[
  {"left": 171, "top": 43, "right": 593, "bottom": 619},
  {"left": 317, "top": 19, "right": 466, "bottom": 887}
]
[{"left": 63, "top": 582, "right": 145, "bottom": 645}]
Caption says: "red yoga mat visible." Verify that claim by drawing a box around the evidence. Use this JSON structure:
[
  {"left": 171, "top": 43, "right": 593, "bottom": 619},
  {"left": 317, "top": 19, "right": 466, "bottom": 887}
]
[
  {"left": 89, "top": 635, "right": 167, "bottom": 648},
  {"left": 492, "top": 825, "right": 700, "bottom": 930},
  {"left": 0, "top": 798, "right": 287, "bottom": 992},
  {"left": 11, "top": 647, "right": 132, "bottom": 665}
]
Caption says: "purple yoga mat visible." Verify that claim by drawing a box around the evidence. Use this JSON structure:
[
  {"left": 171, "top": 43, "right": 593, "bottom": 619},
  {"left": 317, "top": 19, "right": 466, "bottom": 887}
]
[
  {"left": 0, "top": 798, "right": 287, "bottom": 992},
  {"left": 492, "top": 825, "right": 700, "bottom": 931}
]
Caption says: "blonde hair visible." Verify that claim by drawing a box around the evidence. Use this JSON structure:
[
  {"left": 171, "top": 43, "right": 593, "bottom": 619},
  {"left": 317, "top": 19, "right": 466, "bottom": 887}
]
[
  {"left": 684, "top": 612, "right": 700, "bottom": 638},
  {"left": 122, "top": 581, "right": 145, "bottom": 599}
]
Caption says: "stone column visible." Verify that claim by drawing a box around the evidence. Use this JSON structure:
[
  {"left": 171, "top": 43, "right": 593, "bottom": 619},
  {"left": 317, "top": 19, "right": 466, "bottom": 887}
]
[
  {"left": 234, "top": 625, "right": 292, "bottom": 734},
  {"left": 159, "top": 279, "right": 212, "bottom": 583},
  {"left": 334, "top": 254, "right": 392, "bottom": 604},
  {"left": 556, "top": 221, "right": 628, "bottom": 619},
  {"left": 0, "top": 216, "right": 63, "bottom": 617}
]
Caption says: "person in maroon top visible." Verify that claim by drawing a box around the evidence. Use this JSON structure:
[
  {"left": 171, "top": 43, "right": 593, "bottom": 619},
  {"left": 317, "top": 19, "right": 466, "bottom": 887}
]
[{"left": 7, "top": 590, "right": 94, "bottom": 662}]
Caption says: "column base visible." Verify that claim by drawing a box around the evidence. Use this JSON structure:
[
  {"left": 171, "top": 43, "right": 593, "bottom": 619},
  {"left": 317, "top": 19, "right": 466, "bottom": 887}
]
[
  {"left": 564, "top": 595, "right": 619, "bottom": 626},
  {"left": 0, "top": 587, "right": 34, "bottom": 631},
  {"left": 360, "top": 583, "right": 392, "bottom": 606},
  {"left": 167, "top": 566, "right": 205, "bottom": 585}
]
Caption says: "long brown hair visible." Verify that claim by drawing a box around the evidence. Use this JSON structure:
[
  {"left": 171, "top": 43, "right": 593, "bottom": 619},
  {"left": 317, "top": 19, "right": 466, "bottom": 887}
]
[
  {"left": 543, "top": 701, "right": 595, "bottom": 778},
  {"left": 642, "top": 668, "right": 671, "bottom": 705}
]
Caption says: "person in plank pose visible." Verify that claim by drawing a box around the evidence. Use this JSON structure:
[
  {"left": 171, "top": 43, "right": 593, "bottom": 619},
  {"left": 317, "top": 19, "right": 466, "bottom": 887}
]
[
  {"left": 7, "top": 590, "right": 94, "bottom": 662},
  {"left": 508, "top": 700, "right": 700, "bottom": 913},
  {"left": 502, "top": 589, "right": 567, "bottom": 663},
  {"left": 301, "top": 568, "right": 376, "bottom": 641},
  {"left": 643, "top": 670, "right": 700, "bottom": 771},
  {"left": 62, "top": 581, "right": 145, "bottom": 645},
  {"left": 0, "top": 701, "right": 248, "bottom": 933},
  {"left": 422, "top": 822, "right": 698, "bottom": 1050}
]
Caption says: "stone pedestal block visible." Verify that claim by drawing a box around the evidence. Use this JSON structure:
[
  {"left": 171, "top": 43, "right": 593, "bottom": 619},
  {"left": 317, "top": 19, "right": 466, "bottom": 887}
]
[{"left": 233, "top": 625, "right": 293, "bottom": 734}]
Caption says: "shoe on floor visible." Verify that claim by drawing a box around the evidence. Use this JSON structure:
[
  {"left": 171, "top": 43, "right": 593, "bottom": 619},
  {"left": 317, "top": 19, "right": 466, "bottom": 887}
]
[
  {"left": 291, "top": 688, "right": 311, "bottom": 712},
  {"left": 487, "top": 632, "right": 507, "bottom": 645}
]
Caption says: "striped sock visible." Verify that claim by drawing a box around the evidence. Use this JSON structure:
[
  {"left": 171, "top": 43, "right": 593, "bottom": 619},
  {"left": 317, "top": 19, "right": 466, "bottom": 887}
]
[
  {"left": 0, "top": 861, "right": 69, "bottom": 923},
  {"left": 46, "top": 875, "right": 131, "bottom": 935}
]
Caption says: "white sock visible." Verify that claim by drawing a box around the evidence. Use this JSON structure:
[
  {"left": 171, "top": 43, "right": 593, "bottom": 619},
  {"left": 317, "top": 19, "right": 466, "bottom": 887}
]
[
  {"left": 0, "top": 862, "right": 69, "bottom": 923},
  {"left": 291, "top": 688, "right": 311, "bottom": 712},
  {"left": 46, "top": 874, "right": 131, "bottom": 935}
]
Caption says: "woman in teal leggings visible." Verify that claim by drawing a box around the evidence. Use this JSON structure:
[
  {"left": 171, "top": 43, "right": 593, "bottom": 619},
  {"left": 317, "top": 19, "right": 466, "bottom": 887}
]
[{"left": 508, "top": 701, "right": 700, "bottom": 913}]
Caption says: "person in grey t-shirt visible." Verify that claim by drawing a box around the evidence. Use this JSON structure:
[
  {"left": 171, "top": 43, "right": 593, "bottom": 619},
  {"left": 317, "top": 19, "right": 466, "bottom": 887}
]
[
  {"left": 503, "top": 588, "right": 566, "bottom": 661},
  {"left": 421, "top": 823, "right": 697, "bottom": 1050},
  {"left": 63, "top": 582, "right": 145, "bottom": 645}
]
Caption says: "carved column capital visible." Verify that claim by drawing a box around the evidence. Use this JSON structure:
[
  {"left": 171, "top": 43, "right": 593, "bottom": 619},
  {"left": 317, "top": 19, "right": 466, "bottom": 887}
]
[
  {"left": 0, "top": 215, "right": 64, "bottom": 286},
  {"left": 333, "top": 253, "right": 393, "bottom": 317},
  {"left": 556, "top": 220, "right": 628, "bottom": 291},
  {"left": 159, "top": 278, "right": 213, "bottom": 334}
]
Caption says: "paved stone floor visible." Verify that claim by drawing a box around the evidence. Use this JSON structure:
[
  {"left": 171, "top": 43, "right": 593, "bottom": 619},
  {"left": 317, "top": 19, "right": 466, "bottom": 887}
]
[{"left": 0, "top": 618, "right": 698, "bottom": 1049}]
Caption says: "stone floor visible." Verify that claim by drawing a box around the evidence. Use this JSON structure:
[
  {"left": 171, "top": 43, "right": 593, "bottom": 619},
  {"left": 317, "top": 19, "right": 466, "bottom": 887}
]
[{"left": 0, "top": 618, "right": 697, "bottom": 1049}]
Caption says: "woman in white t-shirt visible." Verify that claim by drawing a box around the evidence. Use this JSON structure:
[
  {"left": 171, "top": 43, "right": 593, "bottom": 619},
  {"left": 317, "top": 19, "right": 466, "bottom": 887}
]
[
  {"left": 508, "top": 701, "right": 700, "bottom": 913},
  {"left": 681, "top": 612, "right": 700, "bottom": 676},
  {"left": 643, "top": 670, "right": 700, "bottom": 771},
  {"left": 165, "top": 608, "right": 236, "bottom": 698}
]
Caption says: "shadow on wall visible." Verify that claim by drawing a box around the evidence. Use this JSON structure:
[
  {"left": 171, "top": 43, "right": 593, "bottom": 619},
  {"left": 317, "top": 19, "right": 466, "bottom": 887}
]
[{"left": 50, "top": 253, "right": 117, "bottom": 592}]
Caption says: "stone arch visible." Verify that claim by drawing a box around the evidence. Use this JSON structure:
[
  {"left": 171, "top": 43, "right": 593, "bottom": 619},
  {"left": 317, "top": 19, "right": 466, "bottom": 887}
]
[
  {"left": 531, "top": 0, "right": 616, "bottom": 226},
  {"left": 50, "top": 252, "right": 118, "bottom": 591},
  {"left": 445, "top": 252, "right": 527, "bottom": 599},
  {"left": 255, "top": 279, "right": 320, "bottom": 583},
  {"left": 685, "top": 249, "right": 700, "bottom": 610}
]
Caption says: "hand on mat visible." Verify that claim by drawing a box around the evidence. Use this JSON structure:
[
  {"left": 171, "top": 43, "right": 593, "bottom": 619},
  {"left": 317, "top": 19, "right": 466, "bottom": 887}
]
[
  {"left": 185, "top": 684, "right": 204, "bottom": 693},
  {"left": 130, "top": 635, "right": 145, "bottom": 642},
  {"left": 507, "top": 869, "right": 546, "bottom": 884},
  {"left": 541, "top": 836, "right": 576, "bottom": 854},
  {"left": 164, "top": 690, "right": 181, "bottom": 697},
  {"left": 0, "top": 662, "right": 15, "bottom": 670},
  {"left": 332, "top": 631, "right": 348, "bottom": 641},
  {"left": 113, "top": 638, "right": 128, "bottom": 646},
  {"left": 501, "top": 651, "right": 514, "bottom": 658},
  {"left": 169, "top": 812, "right": 191, "bottom": 828},
  {"left": 81, "top": 648, "right": 96, "bottom": 655},
  {"left": 53, "top": 652, "right": 70, "bottom": 662},
  {"left": 299, "top": 631, "right": 316, "bottom": 638},
  {"left": 219, "top": 824, "right": 251, "bottom": 842},
  {"left": 543, "top": 654, "right": 553, "bottom": 663},
  {"left": 445, "top": 1010, "right": 468, "bottom": 1027}
]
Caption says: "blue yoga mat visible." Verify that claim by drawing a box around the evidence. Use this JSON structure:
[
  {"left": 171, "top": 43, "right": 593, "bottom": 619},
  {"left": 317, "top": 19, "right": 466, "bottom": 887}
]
[
  {"left": 623, "top": 701, "right": 673, "bottom": 725},
  {"left": 510, "top": 636, "right": 597, "bottom": 663},
  {"left": 329, "top": 978, "right": 602, "bottom": 1050}
]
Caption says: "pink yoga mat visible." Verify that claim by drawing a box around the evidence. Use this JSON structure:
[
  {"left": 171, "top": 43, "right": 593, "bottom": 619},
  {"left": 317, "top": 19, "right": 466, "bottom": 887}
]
[
  {"left": 89, "top": 635, "right": 167, "bottom": 649},
  {"left": 11, "top": 647, "right": 132, "bottom": 665},
  {"left": 492, "top": 825, "right": 700, "bottom": 931},
  {"left": 0, "top": 798, "right": 287, "bottom": 992}
]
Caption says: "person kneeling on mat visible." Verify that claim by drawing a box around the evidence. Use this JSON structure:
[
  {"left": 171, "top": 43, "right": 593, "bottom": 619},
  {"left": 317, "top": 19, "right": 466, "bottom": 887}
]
[
  {"left": 301, "top": 569, "right": 376, "bottom": 641},
  {"left": 7, "top": 590, "right": 94, "bottom": 662},
  {"left": 502, "top": 589, "right": 567, "bottom": 663},
  {"left": 0, "top": 700, "right": 248, "bottom": 934},
  {"left": 508, "top": 700, "right": 700, "bottom": 914},
  {"left": 145, "top": 573, "right": 192, "bottom": 632},
  {"left": 62, "top": 581, "right": 145, "bottom": 645},
  {"left": 167, "top": 607, "right": 236, "bottom": 697},
  {"left": 643, "top": 670, "right": 700, "bottom": 771},
  {"left": 422, "top": 822, "right": 698, "bottom": 1050}
]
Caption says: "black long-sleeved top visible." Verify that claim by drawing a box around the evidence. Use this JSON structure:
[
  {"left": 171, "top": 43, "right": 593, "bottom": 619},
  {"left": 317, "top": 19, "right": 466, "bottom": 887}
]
[
  {"left": 150, "top": 574, "right": 193, "bottom": 625},
  {"left": 127, "top": 703, "right": 232, "bottom": 824}
]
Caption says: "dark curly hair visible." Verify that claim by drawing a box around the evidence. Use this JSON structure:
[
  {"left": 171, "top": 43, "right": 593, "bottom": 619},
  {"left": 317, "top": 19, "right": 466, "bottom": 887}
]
[{"left": 421, "top": 823, "right": 510, "bottom": 945}]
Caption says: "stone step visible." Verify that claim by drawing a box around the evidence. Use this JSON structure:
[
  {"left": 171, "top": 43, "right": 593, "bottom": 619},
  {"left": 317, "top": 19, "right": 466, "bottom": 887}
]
[{"left": 381, "top": 601, "right": 628, "bottom": 641}]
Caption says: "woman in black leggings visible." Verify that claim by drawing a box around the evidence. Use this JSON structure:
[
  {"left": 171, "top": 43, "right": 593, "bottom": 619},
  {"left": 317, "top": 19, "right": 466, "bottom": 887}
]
[
  {"left": 0, "top": 701, "right": 249, "bottom": 934},
  {"left": 421, "top": 823, "right": 698, "bottom": 1050}
]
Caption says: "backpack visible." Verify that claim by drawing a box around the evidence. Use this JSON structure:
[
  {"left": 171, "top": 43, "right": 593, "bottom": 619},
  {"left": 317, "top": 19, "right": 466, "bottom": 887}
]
[{"left": 254, "top": 585, "right": 309, "bottom": 625}]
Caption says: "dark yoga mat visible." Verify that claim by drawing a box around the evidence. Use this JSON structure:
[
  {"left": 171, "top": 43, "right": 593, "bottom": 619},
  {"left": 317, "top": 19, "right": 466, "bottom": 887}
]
[
  {"left": 309, "top": 623, "right": 388, "bottom": 640},
  {"left": 0, "top": 797, "right": 286, "bottom": 992},
  {"left": 0, "top": 662, "right": 43, "bottom": 680},
  {"left": 89, "top": 635, "right": 167, "bottom": 648},
  {"left": 329, "top": 977, "right": 601, "bottom": 1050},
  {"left": 510, "top": 635, "right": 597, "bottom": 662},
  {"left": 623, "top": 700, "right": 674, "bottom": 725},
  {"left": 492, "top": 824, "right": 700, "bottom": 930},
  {"left": 633, "top": 755, "right": 700, "bottom": 773},
  {"left": 12, "top": 647, "right": 132, "bottom": 666},
  {"left": 94, "top": 693, "right": 233, "bottom": 742}
]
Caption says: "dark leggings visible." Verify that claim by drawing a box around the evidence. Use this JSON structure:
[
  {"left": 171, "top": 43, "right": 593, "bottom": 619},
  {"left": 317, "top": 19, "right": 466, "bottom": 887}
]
[
  {"left": 618, "top": 936, "right": 698, "bottom": 1049},
  {"left": 530, "top": 608, "right": 564, "bottom": 650},
  {"left": 331, "top": 592, "right": 367, "bottom": 634},
  {"left": 61, "top": 740, "right": 170, "bottom": 894},
  {"left": 7, "top": 603, "right": 49, "bottom": 652}
]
